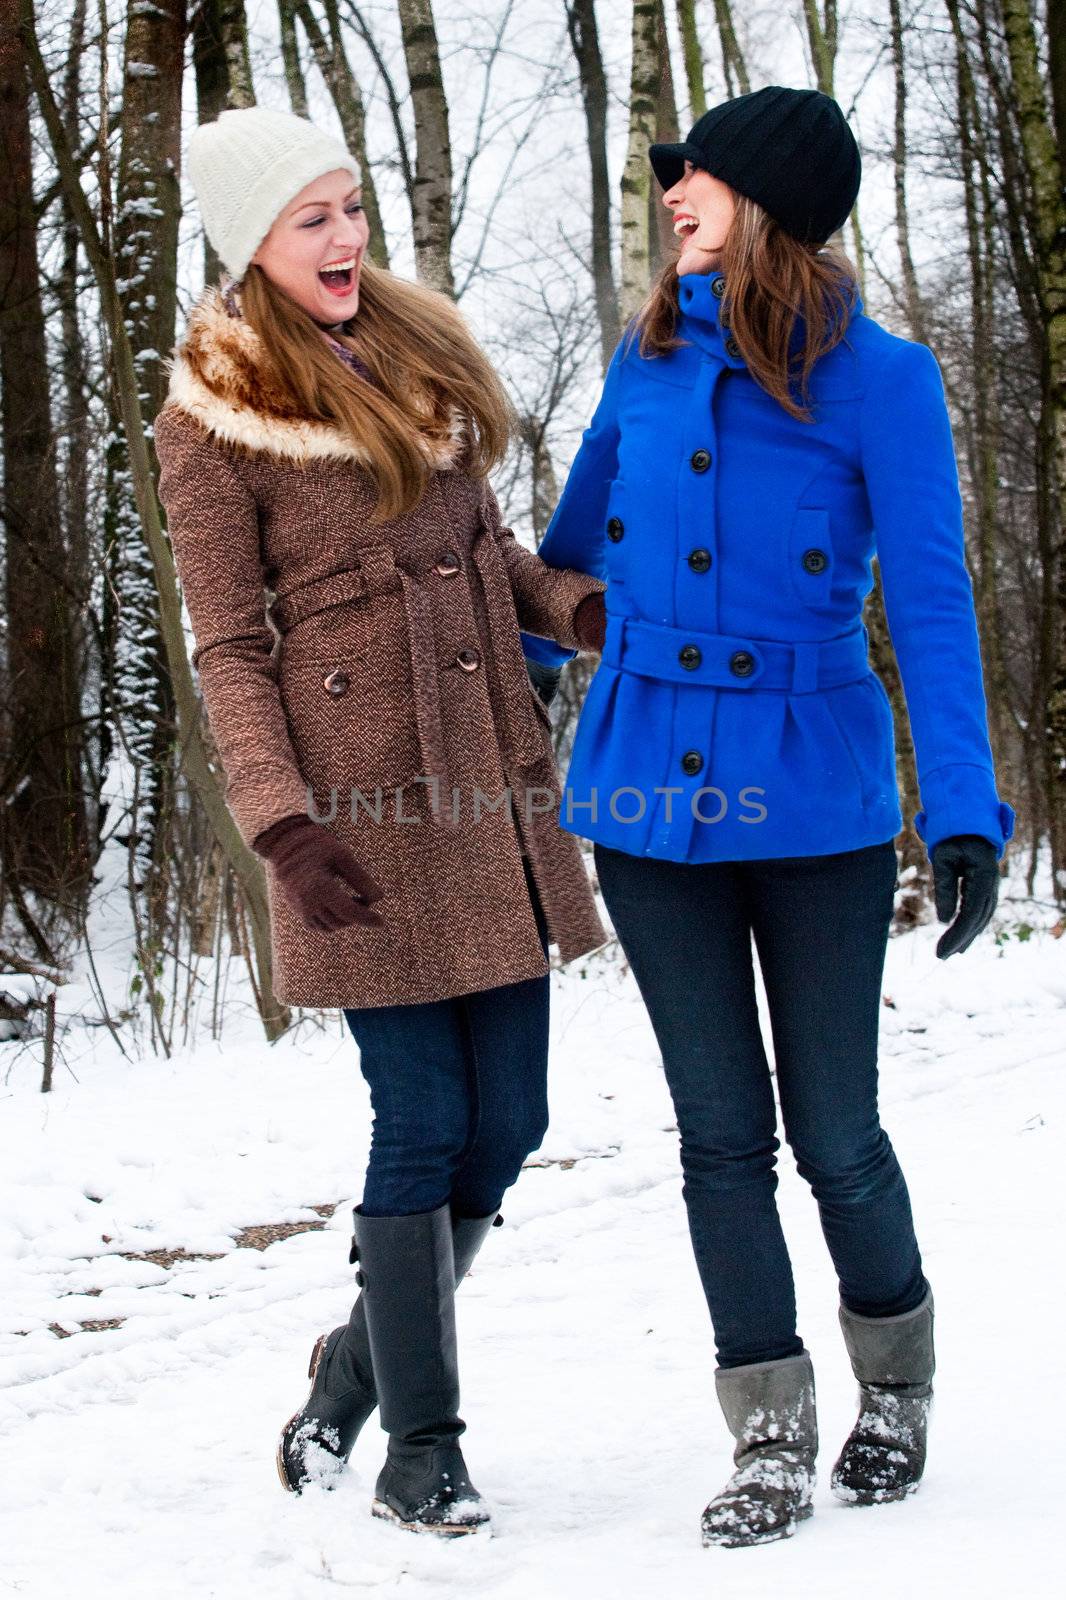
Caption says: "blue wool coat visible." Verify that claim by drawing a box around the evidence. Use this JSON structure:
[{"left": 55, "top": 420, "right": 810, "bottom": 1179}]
[{"left": 521, "top": 269, "right": 1015, "bottom": 864}]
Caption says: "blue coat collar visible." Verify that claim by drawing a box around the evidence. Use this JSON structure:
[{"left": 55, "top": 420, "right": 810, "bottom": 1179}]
[{"left": 676, "top": 270, "right": 864, "bottom": 371}]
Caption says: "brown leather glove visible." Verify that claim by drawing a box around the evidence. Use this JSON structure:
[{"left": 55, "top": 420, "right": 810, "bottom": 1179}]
[
  {"left": 252, "top": 814, "right": 385, "bottom": 932},
  {"left": 573, "top": 591, "right": 606, "bottom": 653}
]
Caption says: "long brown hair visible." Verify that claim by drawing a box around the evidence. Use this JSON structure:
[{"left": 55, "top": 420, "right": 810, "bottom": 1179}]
[
  {"left": 238, "top": 260, "right": 514, "bottom": 519},
  {"left": 631, "top": 192, "right": 860, "bottom": 421}
]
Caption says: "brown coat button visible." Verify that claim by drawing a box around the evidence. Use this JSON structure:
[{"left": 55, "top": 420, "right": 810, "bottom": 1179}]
[
  {"left": 435, "top": 551, "right": 461, "bottom": 576},
  {"left": 457, "top": 647, "right": 481, "bottom": 672},
  {"left": 323, "top": 669, "right": 350, "bottom": 696},
  {"left": 690, "top": 449, "right": 712, "bottom": 473}
]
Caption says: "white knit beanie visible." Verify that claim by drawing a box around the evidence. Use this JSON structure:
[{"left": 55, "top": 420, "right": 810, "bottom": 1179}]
[{"left": 186, "top": 107, "right": 362, "bottom": 282}]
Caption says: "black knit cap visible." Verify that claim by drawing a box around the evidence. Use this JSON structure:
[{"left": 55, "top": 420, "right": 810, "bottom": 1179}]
[{"left": 649, "top": 85, "right": 861, "bottom": 245}]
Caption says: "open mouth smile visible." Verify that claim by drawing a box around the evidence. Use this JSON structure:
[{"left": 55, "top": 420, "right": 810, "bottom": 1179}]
[{"left": 318, "top": 256, "right": 358, "bottom": 296}]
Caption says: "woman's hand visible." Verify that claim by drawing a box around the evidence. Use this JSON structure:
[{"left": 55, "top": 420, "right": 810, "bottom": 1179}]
[
  {"left": 573, "top": 591, "right": 607, "bottom": 654},
  {"left": 930, "top": 834, "right": 1000, "bottom": 958},
  {"left": 253, "top": 814, "right": 385, "bottom": 932}
]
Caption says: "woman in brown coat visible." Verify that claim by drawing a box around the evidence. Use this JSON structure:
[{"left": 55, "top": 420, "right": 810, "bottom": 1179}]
[{"left": 155, "top": 107, "right": 609, "bottom": 1536}]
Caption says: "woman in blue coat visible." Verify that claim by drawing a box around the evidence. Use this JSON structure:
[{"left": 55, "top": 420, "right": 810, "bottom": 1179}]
[{"left": 522, "top": 86, "right": 1015, "bottom": 1548}]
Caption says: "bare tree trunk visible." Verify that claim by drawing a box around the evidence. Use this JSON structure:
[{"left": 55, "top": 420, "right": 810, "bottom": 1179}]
[
  {"left": 110, "top": 0, "right": 187, "bottom": 1004},
  {"left": 889, "top": 0, "right": 927, "bottom": 343},
  {"left": 191, "top": 0, "right": 255, "bottom": 285},
  {"left": 998, "top": 0, "right": 1066, "bottom": 892},
  {"left": 19, "top": 0, "right": 291, "bottom": 1036},
  {"left": 345, "top": 1, "right": 414, "bottom": 206},
  {"left": 293, "top": 0, "right": 389, "bottom": 269},
  {"left": 648, "top": 0, "right": 679, "bottom": 278},
  {"left": 620, "top": 0, "right": 658, "bottom": 323},
  {"left": 518, "top": 414, "right": 560, "bottom": 543},
  {"left": 712, "top": 0, "right": 749, "bottom": 96},
  {"left": 1048, "top": 0, "right": 1066, "bottom": 174},
  {"left": 396, "top": 0, "right": 454, "bottom": 296},
  {"left": 946, "top": 0, "right": 1011, "bottom": 777},
  {"left": 802, "top": 0, "right": 837, "bottom": 95},
  {"left": 675, "top": 0, "right": 705, "bottom": 117},
  {"left": 0, "top": 0, "right": 88, "bottom": 907},
  {"left": 565, "top": 0, "right": 620, "bottom": 368},
  {"left": 278, "top": 0, "right": 309, "bottom": 116}
]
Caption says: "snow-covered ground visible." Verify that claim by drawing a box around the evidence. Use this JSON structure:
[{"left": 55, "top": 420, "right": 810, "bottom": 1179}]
[{"left": 2, "top": 858, "right": 1063, "bottom": 1599}]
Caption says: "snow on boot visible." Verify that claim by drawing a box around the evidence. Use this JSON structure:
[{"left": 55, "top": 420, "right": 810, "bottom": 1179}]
[
  {"left": 276, "top": 1208, "right": 500, "bottom": 1493},
  {"left": 701, "top": 1352, "right": 818, "bottom": 1548},
  {"left": 831, "top": 1284, "right": 934, "bottom": 1505},
  {"left": 352, "top": 1202, "right": 491, "bottom": 1536}
]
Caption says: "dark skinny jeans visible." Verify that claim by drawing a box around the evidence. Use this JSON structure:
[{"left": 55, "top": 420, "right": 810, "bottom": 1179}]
[
  {"left": 593, "top": 838, "right": 928, "bottom": 1369},
  {"left": 342, "top": 856, "right": 551, "bottom": 1219}
]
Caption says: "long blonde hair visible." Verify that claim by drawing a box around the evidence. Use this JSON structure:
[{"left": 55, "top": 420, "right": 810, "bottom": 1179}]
[
  {"left": 632, "top": 192, "right": 860, "bottom": 421},
  {"left": 238, "top": 261, "right": 514, "bottom": 519}
]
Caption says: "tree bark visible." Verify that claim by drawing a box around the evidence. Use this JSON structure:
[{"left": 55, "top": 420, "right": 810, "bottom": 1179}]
[
  {"left": 294, "top": 0, "right": 389, "bottom": 268},
  {"left": 675, "top": 0, "right": 705, "bottom": 117},
  {"left": 0, "top": 0, "right": 88, "bottom": 903},
  {"left": 191, "top": 0, "right": 254, "bottom": 286},
  {"left": 19, "top": 0, "right": 290, "bottom": 1036},
  {"left": 648, "top": 0, "right": 679, "bottom": 279},
  {"left": 565, "top": 0, "right": 620, "bottom": 368},
  {"left": 998, "top": 0, "right": 1066, "bottom": 892},
  {"left": 620, "top": 0, "right": 658, "bottom": 324},
  {"left": 712, "top": 0, "right": 749, "bottom": 96},
  {"left": 396, "top": 0, "right": 454, "bottom": 296}
]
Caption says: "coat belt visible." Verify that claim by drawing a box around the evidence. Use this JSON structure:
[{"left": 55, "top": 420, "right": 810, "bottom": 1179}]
[
  {"left": 269, "top": 535, "right": 544, "bottom": 827},
  {"left": 601, "top": 613, "right": 871, "bottom": 693}
]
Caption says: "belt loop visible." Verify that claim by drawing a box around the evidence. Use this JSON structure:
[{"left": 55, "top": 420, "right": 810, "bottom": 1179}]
[
  {"left": 602, "top": 610, "right": 624, "bottom": 667},
  {"left": 790, "top": 640, "right": 820, "bottom": 694}
]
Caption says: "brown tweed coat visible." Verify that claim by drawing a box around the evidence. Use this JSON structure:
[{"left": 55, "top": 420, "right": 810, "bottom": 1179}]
[{"left": 154, "top": 285, "right": 610, "bottom": 1009}]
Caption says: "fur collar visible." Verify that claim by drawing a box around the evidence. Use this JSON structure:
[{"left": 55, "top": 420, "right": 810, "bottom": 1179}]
[{"left": 162, "top": 284, "right": 463, "bottom": 470}]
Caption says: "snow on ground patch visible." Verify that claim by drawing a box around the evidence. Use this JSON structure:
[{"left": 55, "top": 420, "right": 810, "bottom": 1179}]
[{"left": 1, "top": 885, "right": 1063, "bottom": 1597}]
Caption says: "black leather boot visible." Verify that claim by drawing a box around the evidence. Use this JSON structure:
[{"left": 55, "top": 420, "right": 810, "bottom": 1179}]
[
  {"left": 276, "top": 1207, "right": 500, "bottom": 1493},
  {"left": 353, "top": 1201, "right": 490, "bottom": 1535},
  {"left": 831, "top": 1284, "right": 934, "bottom": 1505}
]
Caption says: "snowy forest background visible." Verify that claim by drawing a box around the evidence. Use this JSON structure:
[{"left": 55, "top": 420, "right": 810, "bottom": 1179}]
[
  {"left": 0, "top": 0, "right": 1062, "bottom": 1053},
  {"left": 1, "top": 6, "right": 1064, "bottom": 1597}
]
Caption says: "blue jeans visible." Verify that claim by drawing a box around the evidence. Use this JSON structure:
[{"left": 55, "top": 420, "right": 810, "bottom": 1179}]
[
  {"left": 593, "top": 838, "right": 927, "bottom": 1368},
  {"left": 342, "top": 856, "right": 551, "bottom": 1218}
]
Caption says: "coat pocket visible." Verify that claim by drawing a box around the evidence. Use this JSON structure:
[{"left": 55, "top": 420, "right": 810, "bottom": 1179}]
[
  {"left": 277, "top": 607, "right": 424, "bottom": 796},
  {"left": 788, "top": 507, "right": 836, "bottom": 615},
  {"left": 822, "top": 674, "right": 896, "bottom": 811}
]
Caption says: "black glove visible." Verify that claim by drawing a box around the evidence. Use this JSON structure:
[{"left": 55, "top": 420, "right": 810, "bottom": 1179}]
[
  {"left": 526, "top": 656, "right": 563, "bottom": 709},
  {"left": 930, "top": 833, "right": 1000, "bottom": 959}
]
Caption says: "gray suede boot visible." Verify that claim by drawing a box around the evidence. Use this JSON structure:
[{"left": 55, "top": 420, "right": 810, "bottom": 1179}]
[
  {"left": 276, "top": 1208, "right": 501, "bottom": 1493},
  {"left": 701, "top": 1351, "right": 818, "bottom": 1547},
  {"left": 831, "top": 1284, "right": 934, "bottom": 1505}
]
